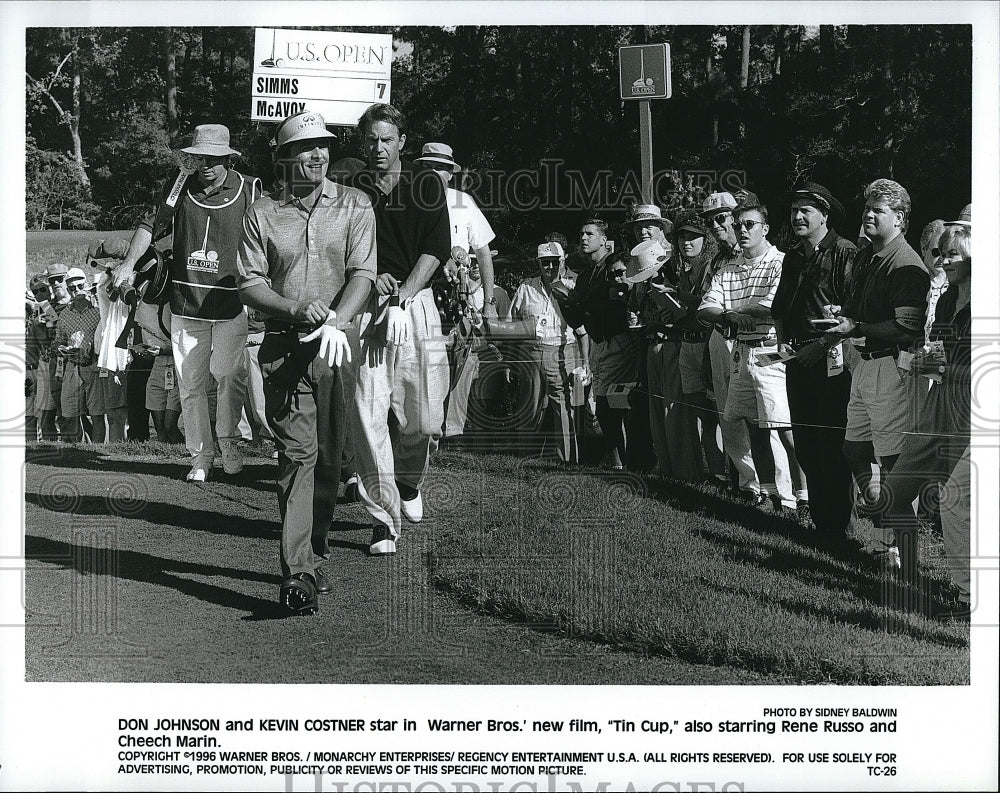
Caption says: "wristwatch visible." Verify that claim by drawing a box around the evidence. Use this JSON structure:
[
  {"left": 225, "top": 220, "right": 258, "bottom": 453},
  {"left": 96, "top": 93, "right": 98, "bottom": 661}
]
[{"left": 487, "top": 296, "right": 497, "bottom": 306}]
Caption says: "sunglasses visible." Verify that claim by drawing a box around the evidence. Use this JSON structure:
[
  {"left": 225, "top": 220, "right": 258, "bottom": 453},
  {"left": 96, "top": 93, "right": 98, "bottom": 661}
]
[
  {"left": 736, "top": 219, "right": 764, "bottom": 230},
  {"left": 930, "top": 247, "right": 941, "bottom": 258},
  {"left": 67, "top": 281, "right": 87, "bottom": 292},
  {"left": 708, "top": 213, "right": 733, "bottom": 227},
  {"left": 539, "top": 260, "right": 560, "bottom": 268},
  {"left": 612, "top": 269, "right": 628, "bottom": 278},
  {"left": 48, "top": 275, "right": 66, "bottom": 283}
]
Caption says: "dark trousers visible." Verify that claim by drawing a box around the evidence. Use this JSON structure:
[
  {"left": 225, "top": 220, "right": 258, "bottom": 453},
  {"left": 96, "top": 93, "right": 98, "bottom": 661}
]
[
  {"left": 785, "top": 358, "right": 858, "bottom": 536},
  {"left": 126, "top": 357, "right": 154, "bottom": 441},
  {"left": 260, "top": 331, "right": 345, "bottom": 580}
]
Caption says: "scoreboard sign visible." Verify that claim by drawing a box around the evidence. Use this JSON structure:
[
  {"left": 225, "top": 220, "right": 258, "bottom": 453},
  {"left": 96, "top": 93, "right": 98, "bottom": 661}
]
[
  {"left": 618, "top": 43, "right": 671, "bottom": 101},
  {"left": 251, "top": 28, "right": 392, "bottom": 125}
]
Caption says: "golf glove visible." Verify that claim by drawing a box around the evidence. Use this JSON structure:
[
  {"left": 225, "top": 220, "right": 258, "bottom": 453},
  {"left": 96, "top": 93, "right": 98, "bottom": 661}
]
[
  {"left": 386, "top": 305, "right": 409, "bottom": 346},
  {"left": 302, "top": 310, "right": 352, "bottom": 368}
]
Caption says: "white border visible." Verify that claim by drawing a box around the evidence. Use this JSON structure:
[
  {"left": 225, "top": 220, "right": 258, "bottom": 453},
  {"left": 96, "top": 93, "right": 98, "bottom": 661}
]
[{"left": 3, "top": 3, "right": 997, "bottom": 791}]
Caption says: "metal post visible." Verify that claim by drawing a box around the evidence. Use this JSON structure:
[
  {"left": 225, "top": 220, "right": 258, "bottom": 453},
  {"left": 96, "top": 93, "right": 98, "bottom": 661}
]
[{"left": 638, "top": 99, "right": 653, "bottom": 204}]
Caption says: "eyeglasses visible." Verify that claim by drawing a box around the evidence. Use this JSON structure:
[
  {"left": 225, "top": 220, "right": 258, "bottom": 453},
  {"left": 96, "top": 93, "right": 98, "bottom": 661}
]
[
  {"left": 67, "top": 281, "right": 87, "bottom": 292},
  {"left": 708, "top": 213, "right": 733, "bottom": 227},
  {"left": 539, "top": 260, "right": 560, "bottom": 268},
  {"left": 48, "top": 275, "right": 66, "bottom": 284},
  {"left": 736, "top": 219, "right": 764, "bottom": 231}
]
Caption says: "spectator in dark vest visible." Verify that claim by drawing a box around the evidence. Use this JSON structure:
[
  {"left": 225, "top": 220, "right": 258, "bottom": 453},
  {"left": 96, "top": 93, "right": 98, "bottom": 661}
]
[{"left": 113, "top": 124, "right": 261, "bottom": 481}]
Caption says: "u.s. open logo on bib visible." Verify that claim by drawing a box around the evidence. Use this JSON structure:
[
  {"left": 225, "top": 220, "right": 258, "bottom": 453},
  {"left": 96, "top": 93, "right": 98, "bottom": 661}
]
[{"left": 187, "top": 250, "right": 220, "bottom": 273}]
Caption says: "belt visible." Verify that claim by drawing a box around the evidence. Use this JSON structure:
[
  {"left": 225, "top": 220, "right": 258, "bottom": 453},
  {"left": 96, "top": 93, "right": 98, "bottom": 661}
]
[
  {"left": 738, "top": 337, "right": 777, "bottom": 348},
  {"left": 682, "top": 330, "right": 708, "bottom": 342},
  {"left": 157, "top": 351, "right": 172, "bottom": 357},
  {"left": 652, "top": 330, "right": 684, "bottom": 342},
  {"left": 786, "top": 336, "right": 824, "bottom": 350},
  {"left": 265, "top": 319, "right": 316, "bottom": 334},
  {"left": 859, "top": 348, "right": 896, "bottom": 361}
]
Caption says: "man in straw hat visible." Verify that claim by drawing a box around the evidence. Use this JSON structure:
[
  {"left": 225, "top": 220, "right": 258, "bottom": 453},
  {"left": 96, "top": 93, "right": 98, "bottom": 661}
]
[
  {"left": 772, "top": 182, "right": 862, "bottom": 549},
  {"left": 113, "top": 123, "right": 261, "bottom": 482},
  {"left": 414, "top": 142, "right": 500, "bottom": 320},
  {"left": 346, "top": 103, "right": 452, "bottom": 556},
  {"left": 238, "top": 110, "right": 377, "bottom": 615}
]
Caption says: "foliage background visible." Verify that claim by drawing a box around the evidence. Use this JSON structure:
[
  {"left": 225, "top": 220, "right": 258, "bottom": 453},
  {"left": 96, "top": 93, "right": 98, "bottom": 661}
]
[{"left": 26, "top": 25, "right": 971, "bottom": 249}]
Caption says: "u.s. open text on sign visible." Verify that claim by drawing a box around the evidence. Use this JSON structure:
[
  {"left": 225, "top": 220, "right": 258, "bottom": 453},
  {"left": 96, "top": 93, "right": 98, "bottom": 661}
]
[
  {"left": 618, "top": 43, "right": 672, "bottom": 100},
  {"left": 251, "top": 28, "right": 392, "bottom": 125}
]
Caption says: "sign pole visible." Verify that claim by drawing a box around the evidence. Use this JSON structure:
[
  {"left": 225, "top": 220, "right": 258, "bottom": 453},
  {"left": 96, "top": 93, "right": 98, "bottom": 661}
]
[{"left": 638, "top": 99, "right": 653, "bottom": 204}]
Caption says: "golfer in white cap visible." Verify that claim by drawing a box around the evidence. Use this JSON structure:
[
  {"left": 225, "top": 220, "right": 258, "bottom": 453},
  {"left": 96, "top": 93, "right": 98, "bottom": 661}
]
[
  {"left": 238, "top": 110, "right": 377, "bottom": 615},
  {"left": 113, "top": 123, "right": 261, "bottom": 482}
]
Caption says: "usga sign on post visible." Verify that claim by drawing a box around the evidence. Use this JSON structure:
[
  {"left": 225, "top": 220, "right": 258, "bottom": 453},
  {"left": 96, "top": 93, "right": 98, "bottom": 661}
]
[
  {"left": 251, "top": 28, "right": 392, "bottom": 125},
  {"left": 618, "top": 43, "right": 671, "bottom": 100}
]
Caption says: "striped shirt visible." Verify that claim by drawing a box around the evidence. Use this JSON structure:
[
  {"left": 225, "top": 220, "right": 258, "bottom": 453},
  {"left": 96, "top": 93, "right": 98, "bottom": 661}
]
[{"left": 698, "top": 244, "right": 784, "bottom": 341}]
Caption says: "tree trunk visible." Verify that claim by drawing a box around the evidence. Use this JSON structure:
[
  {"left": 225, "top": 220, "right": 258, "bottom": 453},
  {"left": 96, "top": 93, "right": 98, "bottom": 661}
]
[
  {"left": 739, "top": 26, "right": 750, "bottom": 89},
  {"left": 706, "top": 34, "right": 719, "bottom": 150},
  {"left": 164, "top": 28, "right": 178, "bottom": 142},
  {"left": 70, "top": 42, "right": 90, "bottom": 189}
]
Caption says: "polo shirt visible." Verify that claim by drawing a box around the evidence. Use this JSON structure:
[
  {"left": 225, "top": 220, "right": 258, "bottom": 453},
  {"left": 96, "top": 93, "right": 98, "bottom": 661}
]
[
  {"left": 771, "top": 229, "right": 857, "bottom": 340},
  {"left": 698, "top": 244, "right": 784, "bottom": 342},
  {"left": 348, "top": 164, "right": 451, "bottom": 283},
  {"left": 844, "top": 232, "right": 929, "bottom": 335},
  {"left": 237, "top": 179, "right": 377, "bottom": 317},
  {"left": 446, "top": 187, "right": 494, "bottom": 253},
  {"left": 927, "top": 287, "right": 971, "bottom": 435}
]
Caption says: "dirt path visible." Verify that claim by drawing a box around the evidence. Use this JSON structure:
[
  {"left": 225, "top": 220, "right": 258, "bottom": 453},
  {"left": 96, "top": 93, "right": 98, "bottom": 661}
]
[{"left": 24, "top": 445, "right": 774, "bottom": 685}]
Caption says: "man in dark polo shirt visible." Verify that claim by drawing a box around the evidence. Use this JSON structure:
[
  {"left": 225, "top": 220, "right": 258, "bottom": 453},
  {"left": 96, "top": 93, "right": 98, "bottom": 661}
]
[
  {"left": 347, "top": 103, "right": 452, "bottom": 555},
  {"left": 238, "top": 110, "right": 377, "bottom": 614},
  {"left": 773, "top": 182, "right": 860, "bottom": 550},
  {"left": 826, "top": 178, "right": 929, "bottom": 541}
]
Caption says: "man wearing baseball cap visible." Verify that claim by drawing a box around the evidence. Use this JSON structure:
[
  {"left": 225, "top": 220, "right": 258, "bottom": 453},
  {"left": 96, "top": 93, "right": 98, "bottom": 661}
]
[
  {"left": 508, "top": 241, "right": 588, "bottom": 463},
  {"left": 346, "top": 103, "right": 452, "bottom": 555},
  {"left": 113, "top": 123, "right": 261, "bottom": 482},
  {"left": 238, "top": 110, "right": 377, "bottom": 615},
  {"left": 772, "top": 182, "right": 861, "bottom": 550},
  {"left": 698, "top": 191, "right": 760, "bottom": 500}
]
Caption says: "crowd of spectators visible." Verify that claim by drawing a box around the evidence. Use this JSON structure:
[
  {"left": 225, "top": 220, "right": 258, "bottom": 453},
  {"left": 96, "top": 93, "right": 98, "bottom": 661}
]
[{"left": 24, "top": 139, "right": 973, "bottom": 619}]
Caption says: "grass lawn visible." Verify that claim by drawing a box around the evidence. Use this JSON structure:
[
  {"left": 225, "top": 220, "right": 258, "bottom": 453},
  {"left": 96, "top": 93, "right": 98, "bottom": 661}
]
[
  {"left": 426, "top": 450, "right": 969, "bottom": 685},
  {"left": 26, "top": 229, "right": 132, "bottom": 279},
  {"left": 24, "top": 440, "right": 969, "bottom": 685}
]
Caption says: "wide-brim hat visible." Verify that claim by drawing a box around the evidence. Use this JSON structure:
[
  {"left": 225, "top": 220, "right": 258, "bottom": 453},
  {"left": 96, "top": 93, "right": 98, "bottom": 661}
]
[
  {"left": 625, "top": 204, "right": 673, "bottom": 233},
  {"left": 945, "top": 203, "right": 971, "bottom": 228},
  {"left": 181, "top": 124, "right": 240, "bottom": 157},
  {"left": 626, "top": 239, "right": 669, "bottom": 284},
  {"left": 788, "top": 181, "right": 845, "bottom": 220},
  {"left": 414, "top": 142, "right": 461, "bottom": 173},
  {"left": 272, "top": 111, "right": 335, "bottom": 151}
]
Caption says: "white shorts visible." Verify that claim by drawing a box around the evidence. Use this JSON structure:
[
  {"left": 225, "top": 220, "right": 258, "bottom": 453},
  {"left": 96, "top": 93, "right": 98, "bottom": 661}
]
[{"left": 724, "top": 342, "right": 791, "bottom": 429}]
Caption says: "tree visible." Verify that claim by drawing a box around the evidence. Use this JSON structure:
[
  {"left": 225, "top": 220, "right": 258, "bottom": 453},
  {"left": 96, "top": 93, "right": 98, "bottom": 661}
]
[{"left": 26, "top": 137, "right": 100, "bottom": 229}]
